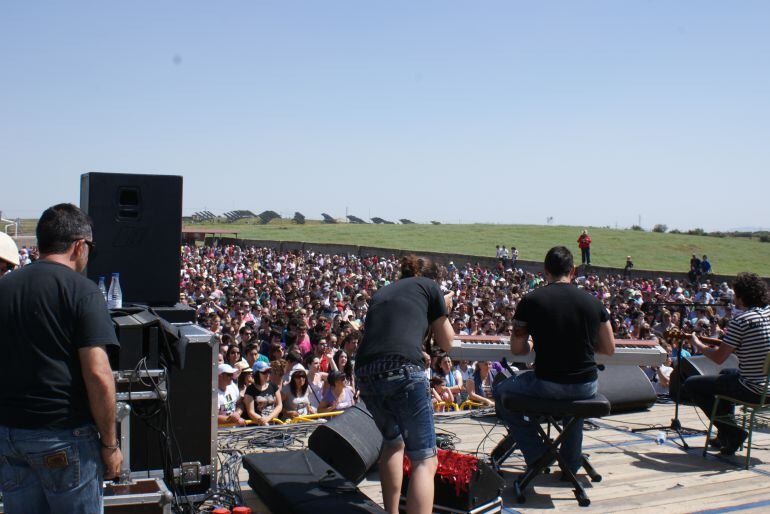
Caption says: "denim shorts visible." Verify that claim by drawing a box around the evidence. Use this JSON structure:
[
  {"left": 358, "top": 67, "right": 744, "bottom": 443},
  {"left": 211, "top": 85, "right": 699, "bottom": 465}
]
[
  {"left": 0, "top": 424, "right": 104, "bottom": 514},
  {"left": 358, "top": 364, "right": 436, "bottom": 461}
]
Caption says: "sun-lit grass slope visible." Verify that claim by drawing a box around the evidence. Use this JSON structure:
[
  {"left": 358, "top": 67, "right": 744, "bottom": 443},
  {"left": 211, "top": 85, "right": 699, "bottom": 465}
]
[{"left": 186, "top": 220, "right": 770, "bottom": 276}]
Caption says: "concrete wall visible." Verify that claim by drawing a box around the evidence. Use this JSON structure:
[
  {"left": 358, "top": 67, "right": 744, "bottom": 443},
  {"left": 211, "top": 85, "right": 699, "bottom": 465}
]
[{"left": 207, "top": 238, "right": 751, "bottom": 283}]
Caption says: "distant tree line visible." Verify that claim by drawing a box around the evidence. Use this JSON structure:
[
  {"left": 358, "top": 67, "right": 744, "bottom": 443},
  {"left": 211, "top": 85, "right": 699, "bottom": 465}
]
[{"left": 645, "top": 223, "right": 770, "bottom": 242}]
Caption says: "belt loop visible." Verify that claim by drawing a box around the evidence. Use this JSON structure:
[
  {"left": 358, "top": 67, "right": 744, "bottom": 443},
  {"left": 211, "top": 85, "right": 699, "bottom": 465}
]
[{"left": 404, "top": 365, "right": 411, "bottom": 380}]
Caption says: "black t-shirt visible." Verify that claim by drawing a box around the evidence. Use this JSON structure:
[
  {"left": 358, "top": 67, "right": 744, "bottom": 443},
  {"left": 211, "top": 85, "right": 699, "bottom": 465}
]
[
  {"left": 514, "top": 283, "right": 608, "bottom": 384},
  {"left": 0, "top": 261, "right": 119, "bottom": 429},
  {"left": 357, "top": 276, "right": 447, "bottom": 368},
  {"left": 245, "top": 382, "right": 279, "bottom": 417}
]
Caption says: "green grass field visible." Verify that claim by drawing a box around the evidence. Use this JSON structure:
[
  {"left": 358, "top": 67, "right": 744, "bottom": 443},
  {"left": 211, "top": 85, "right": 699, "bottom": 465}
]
[{"left": 185, "top": 220, "right": 770, "bottom": 276}]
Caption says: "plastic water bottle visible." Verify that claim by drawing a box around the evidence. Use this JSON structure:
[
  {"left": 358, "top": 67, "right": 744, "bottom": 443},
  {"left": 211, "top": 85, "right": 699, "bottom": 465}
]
[
  {"left": 97, "top": 276, "right": 107, "bottom": 301},
  {"left": 655, "top": 431, "right": 667, "bottom": 445},
  {"left": 107, "top": 273, "right": 123, "bottom": 309}
]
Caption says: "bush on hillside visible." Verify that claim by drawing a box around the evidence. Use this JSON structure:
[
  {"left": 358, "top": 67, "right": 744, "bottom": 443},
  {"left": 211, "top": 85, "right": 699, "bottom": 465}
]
[{"left": 652, "top": 224, "right": 667, "bottom": 233}]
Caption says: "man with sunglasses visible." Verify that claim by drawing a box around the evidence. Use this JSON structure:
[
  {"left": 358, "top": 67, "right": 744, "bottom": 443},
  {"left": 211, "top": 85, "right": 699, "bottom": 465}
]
[{"left": 0, "top": 204, "right": 121, "bottom": 513}]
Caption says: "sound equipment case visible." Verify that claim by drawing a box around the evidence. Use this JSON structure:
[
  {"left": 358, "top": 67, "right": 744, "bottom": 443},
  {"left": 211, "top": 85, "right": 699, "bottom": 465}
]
[
  {"left": 401, "top": 457, "right": 504, "bottom": 513},
  {"left": 117, "top": 322, "right": 218, "bottom": 501},
  {"left": 165, "top": 322, "right": 218, "bottom": 499},
  {"left": 0, "top": 479, "right": 173, "bottom": 514},
  {"left": 104, "top": 478, "right": 173, "bottom": 514}
]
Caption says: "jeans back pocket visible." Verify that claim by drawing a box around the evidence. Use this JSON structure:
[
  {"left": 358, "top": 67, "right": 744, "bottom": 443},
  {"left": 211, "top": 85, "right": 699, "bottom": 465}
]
[{"left": 28, "top": 444, "right": 81, "bottom": 493}]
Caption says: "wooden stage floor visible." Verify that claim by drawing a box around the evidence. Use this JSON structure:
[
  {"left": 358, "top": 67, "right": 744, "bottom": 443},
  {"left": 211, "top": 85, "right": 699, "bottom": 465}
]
[{"left": 234, "top": 401, "right": 770, "bottom": 513}]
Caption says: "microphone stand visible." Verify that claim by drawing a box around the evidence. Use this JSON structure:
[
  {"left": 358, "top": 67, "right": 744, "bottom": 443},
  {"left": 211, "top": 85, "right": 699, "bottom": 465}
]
[{"left": 632, "top": 302, "right": 708, "bottom": 448}]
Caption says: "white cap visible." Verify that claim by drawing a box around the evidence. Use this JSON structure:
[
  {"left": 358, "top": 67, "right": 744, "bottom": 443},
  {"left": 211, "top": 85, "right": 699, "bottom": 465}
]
[
  {"left": 218, "top": 363, "right": 238, "bottom": 375},
  {"left": 290, "top": 364, "right": 308, "bottom": 376},
  {"left": 0, "top": 232, "right": 20, "bottom": 267}
]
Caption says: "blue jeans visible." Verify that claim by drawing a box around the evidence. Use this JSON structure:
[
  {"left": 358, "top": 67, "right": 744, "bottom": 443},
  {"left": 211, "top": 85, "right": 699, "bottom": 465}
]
[
  {"left": 358, "top": 365, "right": 437, "bottom": 461},
  {"left": 494, "top": 372, "right": 598, "bottom": 473},
  {"left": 0, "top": 424, "right": 104, "bottom": 514},
  {"left": 581, "top": 247, "right": 591, "bottom": 265}
]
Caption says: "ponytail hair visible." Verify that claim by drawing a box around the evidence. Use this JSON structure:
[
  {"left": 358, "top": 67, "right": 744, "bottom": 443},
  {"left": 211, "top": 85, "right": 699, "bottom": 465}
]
[{"left": 400, "top": 254, "right": 440, "bottom": 279}]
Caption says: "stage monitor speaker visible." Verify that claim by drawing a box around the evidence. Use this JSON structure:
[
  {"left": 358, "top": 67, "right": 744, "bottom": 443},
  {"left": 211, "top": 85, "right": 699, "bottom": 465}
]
[
  {"left": 242, "top": 450, "right": 386, "bottom": 514},
  {"left": 598, "top": 365, "right": 657, "bottom": 413},
  {"left": 81, "top": 172, "right": 182, "bottom": 306},
  {"left": 669, "top": 354, "right": 740, "bottom": 403},
  {"left": 308, "top": 403, "right": 382, "bottom": 484}
]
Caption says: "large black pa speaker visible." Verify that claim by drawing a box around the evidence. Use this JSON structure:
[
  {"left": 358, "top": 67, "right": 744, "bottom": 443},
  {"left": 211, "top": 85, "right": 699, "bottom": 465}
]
[
  {"left": 308, "top": 403, "right": 382, "bottom": 483},
  {"left": 242, "top": 450, "right": 386, "bottom": 514},
  {"left": 670, "top": 354, "right": 740, "bottom": 403},
  {"left": 598, "top": 365, "right": 657, "bottom": 413},
  {"left": 125, "top": 323, "right": 216, "bottom": 497},
  {"left": 81, "top": 172, "right": 182, "bottom": 306}
]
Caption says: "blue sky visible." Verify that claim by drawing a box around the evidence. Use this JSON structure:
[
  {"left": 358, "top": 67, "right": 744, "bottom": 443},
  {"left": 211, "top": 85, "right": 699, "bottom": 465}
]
[{"left": 1, "top": 1, "right": 768, "bottom": 230}]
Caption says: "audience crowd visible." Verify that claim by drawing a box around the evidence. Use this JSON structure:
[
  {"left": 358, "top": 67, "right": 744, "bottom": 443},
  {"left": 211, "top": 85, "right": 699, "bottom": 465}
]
[{"left": 8, "top": 243, "right": 741, "bottom": 423}]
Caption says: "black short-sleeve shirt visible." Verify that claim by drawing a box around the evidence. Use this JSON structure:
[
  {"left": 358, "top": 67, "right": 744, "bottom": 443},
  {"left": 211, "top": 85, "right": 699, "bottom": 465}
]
[
  {"left": 357, "top": 276, "right": 447, "bottom": 367},
  {"left": 0, "top": 261, "right": 119, "bottom": 428},
  {"left": 514, "top": 283, "right": 609, "bottom": 384}
]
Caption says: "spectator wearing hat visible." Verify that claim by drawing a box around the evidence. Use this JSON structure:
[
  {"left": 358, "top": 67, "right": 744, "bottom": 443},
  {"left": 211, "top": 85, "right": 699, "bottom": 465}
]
[
  {"left": 281, "top": 364, "right": 315, "bottom": 419},
  {"left": 0, "top": 231, "right": 20, "bottom": 276},
  {"left": 694, "top": 284, "right": 715, "bottom": 304},
  {"left": 318, "top": 370, "right": 356, "bottom": 412},
  {"left": 243, "top": 361, "right": 283, "bottom": 425},
  {"left": 235, "top": 361, "right": 254, "bottom": 398},
  {"left": 217, "top": 364, "right": 245, "bottom": 426}
]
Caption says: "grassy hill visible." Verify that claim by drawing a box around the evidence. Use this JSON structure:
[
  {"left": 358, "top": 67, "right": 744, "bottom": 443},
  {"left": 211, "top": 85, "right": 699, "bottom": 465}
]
[{"left": 185, "top": 220, "right": 770, "bottom": 276}]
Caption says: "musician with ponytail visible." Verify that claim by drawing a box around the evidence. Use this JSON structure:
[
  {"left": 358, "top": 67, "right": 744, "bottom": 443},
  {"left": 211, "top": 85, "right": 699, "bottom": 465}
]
[{"left": 355, "top": 255, "right": 455, "bottom": 514}]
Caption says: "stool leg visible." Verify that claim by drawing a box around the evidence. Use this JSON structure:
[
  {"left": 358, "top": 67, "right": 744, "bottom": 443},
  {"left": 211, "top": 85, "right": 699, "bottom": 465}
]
[
  {"left": 514, "top": 420, "right": 561, "bottom": 501},
  {"left": 490, "top": 430, "right": 518, "bottom": 469},
  {"left": 553, "top": 418, "right": 592, "bottom": 507},
  {"left": 581, "top": 454, "right": 601, "bottom": 482}
]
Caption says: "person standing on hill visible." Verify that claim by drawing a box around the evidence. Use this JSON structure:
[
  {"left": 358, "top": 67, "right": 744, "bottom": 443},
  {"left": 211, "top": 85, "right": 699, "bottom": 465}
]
[
  {"left": 623, "top": 256, "right": 634, "bottom": 278},
  {"left": 577, "top": 229, "right": 592, "bottom": 266}
]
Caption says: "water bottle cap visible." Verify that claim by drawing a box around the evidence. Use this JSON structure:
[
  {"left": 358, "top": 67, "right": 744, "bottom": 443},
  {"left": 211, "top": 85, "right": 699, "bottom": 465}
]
[{"left": 112, "top": 272, "right": 120, "bottom": 277}]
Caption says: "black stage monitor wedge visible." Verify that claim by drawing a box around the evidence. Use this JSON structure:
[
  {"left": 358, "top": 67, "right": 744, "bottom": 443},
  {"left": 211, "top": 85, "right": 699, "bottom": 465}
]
[
  {"left": 598, "top": 365, "right": 657, "bottom": 413},
  {"left": 242, "top": 450, "right": 386, "bottom": 514},
  {"left": 308, "top": 403, "right": 382, "bottom": 484},
  {"left": 81, "top": 172, "right": 182, "bottom": 306}
]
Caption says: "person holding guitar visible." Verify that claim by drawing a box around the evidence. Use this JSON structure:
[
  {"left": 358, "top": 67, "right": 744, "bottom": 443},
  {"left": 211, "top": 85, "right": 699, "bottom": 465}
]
[{"left": 682, "top": 272, "right": 770, "bottom": 455}]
